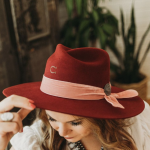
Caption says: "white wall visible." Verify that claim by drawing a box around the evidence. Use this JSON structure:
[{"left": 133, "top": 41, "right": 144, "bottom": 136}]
[{"left": 98, "top": 0, "right": 150, "bottom": 98}]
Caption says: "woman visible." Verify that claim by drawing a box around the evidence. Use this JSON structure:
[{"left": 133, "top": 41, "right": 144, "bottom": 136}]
[{"left": 0, "top": 44, "right": 150, "bottom": 150}]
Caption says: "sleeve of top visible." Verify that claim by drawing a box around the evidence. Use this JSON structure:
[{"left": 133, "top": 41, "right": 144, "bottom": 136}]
[
  {"left": 126, "top": 100, "right": 150, "bottom": 150},
  {"left": 10, "top": 119, "right": 43, "bottom": 150}
]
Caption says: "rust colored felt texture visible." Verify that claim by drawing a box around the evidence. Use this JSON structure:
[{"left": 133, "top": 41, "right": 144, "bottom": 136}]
[
  {"left": 3, "top": 44, "right": 145, "bottom": 119},
  {"left": 44, "top": 44, "right": 110, "bottom": 88}
]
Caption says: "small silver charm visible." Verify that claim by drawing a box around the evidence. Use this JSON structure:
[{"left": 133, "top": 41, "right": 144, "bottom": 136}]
[
  {"left": 69, "top": 143, "right": 76, "bottom": 148},
  {"left": 0, "top": 112, "right": 14, "bottom": 121},
  {"left": 104, "top": 83, "right": 111, "bottom": 96}
]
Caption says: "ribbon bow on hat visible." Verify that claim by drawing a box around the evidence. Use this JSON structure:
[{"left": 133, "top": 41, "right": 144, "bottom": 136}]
[
  {"left": 103, "top": 83, "right": 138, "bottom": 109},
  {"left": 40, "top": 76, "right": 138, "bottom": 109}
]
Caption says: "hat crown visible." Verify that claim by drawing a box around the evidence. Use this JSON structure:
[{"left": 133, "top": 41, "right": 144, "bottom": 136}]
[{"left": 44, "top": 44, "right": 110, "bottom": 88}]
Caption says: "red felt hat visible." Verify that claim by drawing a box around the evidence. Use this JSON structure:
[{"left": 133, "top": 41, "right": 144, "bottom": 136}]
[{"left": 3, "top": 44, "right": 144, "bottom": 119}]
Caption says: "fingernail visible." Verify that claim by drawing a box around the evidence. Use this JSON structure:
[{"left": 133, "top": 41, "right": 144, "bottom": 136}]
[
  {"left": 29, "top": 103, "right": 36, "bottom": 109},
  {"left": 28, "top": 99, "right": 35, "bottom": 103}
]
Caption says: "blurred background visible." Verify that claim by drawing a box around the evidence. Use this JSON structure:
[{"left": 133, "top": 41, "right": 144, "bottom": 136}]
[
  {"left": 0, "top": 0, "right": 150, "bottom": 121},
  {"left": 0, "top": 0, "right": 150, "bottom": 149}
]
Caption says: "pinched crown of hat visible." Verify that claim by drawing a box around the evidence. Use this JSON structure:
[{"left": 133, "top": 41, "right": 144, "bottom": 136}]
[
  {"left": 3, "top": 44, "right": 145, "bottom": 119},
  {"left": 45, "top": 44, "right": 110, "bottom": 88}
]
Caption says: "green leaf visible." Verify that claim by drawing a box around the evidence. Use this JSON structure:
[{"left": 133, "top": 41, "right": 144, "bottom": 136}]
[
  {"left": 123, "top": 6, "right": 136, "bottom": 72},
  {"left": 107, "top": 38, "right": 124, "bottom": 69},
  {"left": 79, "top": 20, "right": 90, "bottom": 32},
  {"left": 101, "top": 23, "right": 114, "bottom": 35},
  {"left": 106, "top": 14, "right": 119, "bottom": 35},
  {"left": 75, "top": 0, "right": 82, "bottom": 15},
  {"left": 91, "top": 0, "right": 99, "bottom": 8},
  {"left": 139, "top": 42, "right": 150, "bottom": 68},
  {"left": 135, "top": 23, "right": 150, "bottom": 62},
  {"left": 92, "top": 9, "right": 99, "bottom": 24},
  {"left": 110, "top": 61, "right": 122, "bottom": 76},
  {"left": 65, "top": 0, "right": 73, "bottom": 18},
  {"left": 81, "top": 0, "right": 88, "bottom": 17},
  {"left": 127, "top": 5, "right": 136, "bottom": 55},
  {"left": 97, "top": 26, "right": 107, "bottom": 49},
  {"left": 97, "top": 7, "right": 119, "bottom": 35},
  {"left": 120, "top": 9, "right": 125, "bottom": 42},
  {"left": 78, "top": 28, "right": 90, "bottom": 47}
]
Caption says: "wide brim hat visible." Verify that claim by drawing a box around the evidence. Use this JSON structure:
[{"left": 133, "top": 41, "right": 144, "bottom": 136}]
[{"left": 3, "top": 44, "right": 145, "bottom": 119}]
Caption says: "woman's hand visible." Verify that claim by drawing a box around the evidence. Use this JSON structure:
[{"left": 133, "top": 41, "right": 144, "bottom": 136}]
[{"left": 0, "top": 95, "right": 36, "bottom": 150}]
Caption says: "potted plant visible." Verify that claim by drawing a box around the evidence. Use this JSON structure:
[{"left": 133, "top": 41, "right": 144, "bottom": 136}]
[
  {"left": 60, "top": 0, "right": 119, "bottom": 49},
  {"left": 109, "top": 5, "right": 150, "bottom": 101}
]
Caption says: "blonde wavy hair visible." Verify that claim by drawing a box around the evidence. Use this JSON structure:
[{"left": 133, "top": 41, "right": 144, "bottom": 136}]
[{"left": 35, "top": 108, "right": 137, "bottom": 150}]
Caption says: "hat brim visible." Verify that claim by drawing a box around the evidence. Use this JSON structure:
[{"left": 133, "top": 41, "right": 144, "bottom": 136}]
[{"left": 3, "top": 82, "right": 145, "bottom": 119}]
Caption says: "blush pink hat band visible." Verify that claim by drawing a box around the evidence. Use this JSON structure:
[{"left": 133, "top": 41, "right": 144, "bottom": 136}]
[{"left": 40, "top": 75, "right": 138, "bottom": 109}]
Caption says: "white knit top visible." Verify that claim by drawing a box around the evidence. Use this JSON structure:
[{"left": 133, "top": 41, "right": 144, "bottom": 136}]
[{"left": 10, "top": 101, "right": 150, "bottom": 150}]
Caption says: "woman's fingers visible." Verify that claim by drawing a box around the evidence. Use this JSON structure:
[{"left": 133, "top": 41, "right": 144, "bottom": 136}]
[
  {"left": 17, "top": 108, "right": 34, "bottom": 120},
  {"left": 0, "top": 95, "right": 36, "bottom": 132},
  {"left": 0, "top": 121, "right": 20, "bottom": 149},
  {"left": 0, "top": 122, "right": 20, "bottom": 136},
  {"left": 0, "top": 95, "right": 36, "bottom": 133},
  {"left": 0, "top": 94, "right": 36, "bottom": 150},
  {"left": 0, "top": 95, "right": 36, "bottom": 113},
  {"left": 0, "top": 112, "right": 23, "bottom": 133}
]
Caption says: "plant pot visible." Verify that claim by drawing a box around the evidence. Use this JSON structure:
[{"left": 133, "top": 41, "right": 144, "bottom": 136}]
[{"left": 111, "top": 73, "right": 149, "bottom": 101}]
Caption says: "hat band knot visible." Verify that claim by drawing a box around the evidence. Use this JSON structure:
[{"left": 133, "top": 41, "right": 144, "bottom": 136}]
[{"left": 40, "top": 75, "right": 138, "bottom": 109}]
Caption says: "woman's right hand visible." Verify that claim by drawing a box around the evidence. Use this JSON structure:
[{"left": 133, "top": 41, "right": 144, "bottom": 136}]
[{"left": 0, "top": 95, "right": 36, "bottom": 150}]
